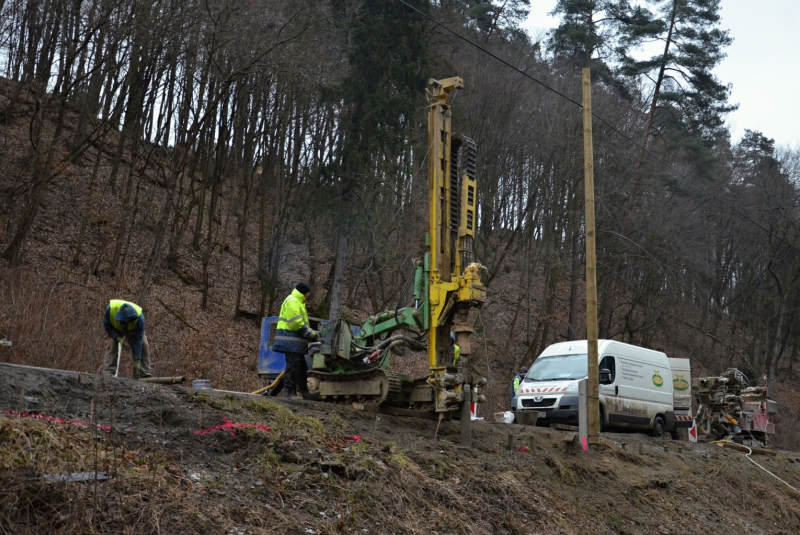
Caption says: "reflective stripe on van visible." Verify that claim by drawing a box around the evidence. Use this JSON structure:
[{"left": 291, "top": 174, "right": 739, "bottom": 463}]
[{"left": 519, "top": 386, "right": 568, "bottom": 393}]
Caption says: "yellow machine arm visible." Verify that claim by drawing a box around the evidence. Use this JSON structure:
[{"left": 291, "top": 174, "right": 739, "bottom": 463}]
[{"left": 425, "top": 77, "right": 486, "bottom": 413}]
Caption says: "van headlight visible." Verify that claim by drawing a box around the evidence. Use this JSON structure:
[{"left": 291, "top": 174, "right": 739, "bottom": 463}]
[{"left": 564, "top": 382, "right": 579, "bottom": 393}]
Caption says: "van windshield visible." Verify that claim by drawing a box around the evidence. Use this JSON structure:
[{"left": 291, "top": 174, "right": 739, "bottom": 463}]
[{"left": 525, "top": 354, "right": 587, "bottom": 381}]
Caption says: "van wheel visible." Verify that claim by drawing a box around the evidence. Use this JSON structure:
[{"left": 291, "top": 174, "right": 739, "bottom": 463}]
[
  {"left": 650, "top": 416, "right": 665, "bottom": 439},
  {"left": 670, "top": 428, "right": 680, "bottom": 440}
]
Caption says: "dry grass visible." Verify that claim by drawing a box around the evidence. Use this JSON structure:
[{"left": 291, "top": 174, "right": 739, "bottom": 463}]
[
  {"left": 0, "top": 263, "right": 264, "bottom": 390},
  {"left": 0, "top": 268, "right": 104, "bottom": 373},
  {"left": 772, "top": 409, "right": 800, "bottom": 451},
  {"left": 0, "top": 415, "right": 234, "bottom": 534}
]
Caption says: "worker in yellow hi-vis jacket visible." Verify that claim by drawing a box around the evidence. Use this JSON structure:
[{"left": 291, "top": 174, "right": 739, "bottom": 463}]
[
  {"left": 272, "top": 283, "right": 319, "bottom": 400},
  {"left": 512, "top": 366, "right": 528, "bottom": 398},
  {"left": 102, "top": 299, "right": 152, "bottom": 379}
]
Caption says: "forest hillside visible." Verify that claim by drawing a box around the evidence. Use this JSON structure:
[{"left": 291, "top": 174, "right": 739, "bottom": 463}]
[{"left": 1, "top": 0, "right": 800, "bottom": 450}]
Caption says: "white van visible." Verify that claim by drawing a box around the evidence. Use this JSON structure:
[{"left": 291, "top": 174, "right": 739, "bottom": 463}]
[
  {"left": 512, "top": 340, "right": 678, "bottom": 438},
  {"left": 668, "top": 357, "right": 692, "bottom": 439}
]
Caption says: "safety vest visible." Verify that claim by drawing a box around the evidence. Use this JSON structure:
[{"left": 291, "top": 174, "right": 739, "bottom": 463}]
[
  {"left": 272, "top": 289, "right": 310, "bottom": 354},
  {"left": 452, "top": 344, "right": 461, "bottom": 366},
  {"left": 108, "top": 299, "right": 142, "bottom": 333},
  {"left": 512, "top": 374, "right": 523, "bottom": 397}
]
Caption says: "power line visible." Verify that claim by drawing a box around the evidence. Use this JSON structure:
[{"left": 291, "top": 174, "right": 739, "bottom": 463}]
[{"left": 397, "top": 0, "right": 800, "bottom": 256}]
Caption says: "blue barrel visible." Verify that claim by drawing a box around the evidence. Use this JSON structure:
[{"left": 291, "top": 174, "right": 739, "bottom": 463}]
[
  {"left": 258, "top": 316, "right": 338, "bottom": 379},
  {"left": 257, "top": 316, "right": 284, "bottom": 380}
]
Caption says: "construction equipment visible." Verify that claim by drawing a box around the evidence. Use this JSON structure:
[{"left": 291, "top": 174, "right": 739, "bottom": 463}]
[
  {"left": 693, "top": 368, "right": 778, "bottom": 447},
  {"left": 266, "top": 78, "right": 487, "bottom": 423}
]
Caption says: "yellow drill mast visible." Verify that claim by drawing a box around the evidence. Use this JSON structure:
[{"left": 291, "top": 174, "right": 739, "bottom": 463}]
[{"left": 425, "top": 77, "right": 486, "bottom": 415}]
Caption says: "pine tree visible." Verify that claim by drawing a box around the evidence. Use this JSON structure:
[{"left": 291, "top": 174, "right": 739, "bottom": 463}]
[
  {"left": 549, "top": 0, "right": 614, "bottom": 65},
  {"left": 615, "top": 0, "right": 736, "bottom": 241},
  {"left": 463, "top": 0, "right": 531, "bottom": 39},
  {"left": 616, "top": 0, "right": 736, "bottom": 143},
  {"left": 546, "top": 0, "right": 633, "bottom": 93}
]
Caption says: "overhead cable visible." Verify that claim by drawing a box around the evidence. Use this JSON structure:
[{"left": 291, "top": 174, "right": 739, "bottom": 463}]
[{"left": 396, "top": 0, "right": 800, "bottom": 256}]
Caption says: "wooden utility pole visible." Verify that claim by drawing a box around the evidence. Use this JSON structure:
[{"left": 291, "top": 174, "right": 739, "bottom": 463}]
[{"left": 582, "top": 68, "right": 601, "bottom": 448}]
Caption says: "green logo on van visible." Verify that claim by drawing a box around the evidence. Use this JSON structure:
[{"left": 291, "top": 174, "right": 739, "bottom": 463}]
[
  {"left": 652, "top": 371, "right": 664, "bottom": 387},
  {"left": 673, "top": 375, "right": 689, "bottom": 391}
]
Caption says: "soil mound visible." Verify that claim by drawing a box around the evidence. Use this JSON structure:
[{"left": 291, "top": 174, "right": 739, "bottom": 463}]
[{"left": 2, "top": 362, "right": 799, "bottom": 534}]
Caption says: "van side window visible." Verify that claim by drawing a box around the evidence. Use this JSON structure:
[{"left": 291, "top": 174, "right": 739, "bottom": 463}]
[{"left": 599, "top": 356, "right": 616, "bottom": 384}]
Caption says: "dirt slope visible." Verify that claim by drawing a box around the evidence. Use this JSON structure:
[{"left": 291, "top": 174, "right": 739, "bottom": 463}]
[{"left": 2, "top": 363, "right": 799, "bottom": 535}]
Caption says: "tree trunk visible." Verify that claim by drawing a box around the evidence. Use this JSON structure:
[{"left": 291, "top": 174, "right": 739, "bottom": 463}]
[
  {"left": 767, "top": 298, "right": 786, "bottom": 389},
  {"left": 1, "top": 171, "right": 54, "bottom": 265},
  {"left": 622, "top": 1, "right": 677, "bottom": 238},
  {"left": 327, "top": 227, "right": 350, "bottom": 321},
  {"left": 567, "top": 188, "right": 582, "bottom": 341}
]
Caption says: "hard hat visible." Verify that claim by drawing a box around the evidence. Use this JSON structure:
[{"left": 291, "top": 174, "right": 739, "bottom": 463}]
[{"left": 520, "top": 366, "right": 528, "bottom": 374}]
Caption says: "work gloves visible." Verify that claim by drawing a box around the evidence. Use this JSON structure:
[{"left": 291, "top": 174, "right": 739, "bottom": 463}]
[
  {"left": 116, "top": 336, "right": 125, "bottom": 345},
  {"left": 133, "top": 360, "right": 142, "bottom": 380},
  {"left": 305, "top": 329, "right": 319, "bottom": 341}
]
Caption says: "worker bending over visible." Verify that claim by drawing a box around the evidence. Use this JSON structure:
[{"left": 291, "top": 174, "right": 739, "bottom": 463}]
[
  {"left": 273, "top": 283, "right": 320, "bottom": 400},
  {"left": 103, "top": 299, "right": 151, "bottom": 379}
]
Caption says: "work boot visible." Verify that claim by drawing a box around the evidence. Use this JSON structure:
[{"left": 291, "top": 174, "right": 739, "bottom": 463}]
[
  {"left": 285, "top": 387, "right": 296, "bottom": 398},
  {"left": 301, "top": 390, "right": 320, "bottom": 401}
]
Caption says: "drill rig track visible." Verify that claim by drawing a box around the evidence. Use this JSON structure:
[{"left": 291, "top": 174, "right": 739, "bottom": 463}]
[
  {"left": 308, "top": 367, "right": 437, "bottom": 409},
  {"left": 308, "top": 368, "right": 403, "bottom": 405}
]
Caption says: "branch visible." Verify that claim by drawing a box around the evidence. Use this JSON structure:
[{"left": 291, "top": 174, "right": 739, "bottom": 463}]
[{"left": 156, "top": 297, "right": 199, "bottom": 331}]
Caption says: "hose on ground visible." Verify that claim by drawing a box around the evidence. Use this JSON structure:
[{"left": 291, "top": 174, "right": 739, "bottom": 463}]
[{"left": 251, "top": 371, "right": 285, "bottom": 395}]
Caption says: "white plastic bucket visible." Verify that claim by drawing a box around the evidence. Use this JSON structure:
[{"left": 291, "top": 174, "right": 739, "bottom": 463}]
[{"left": 192, "top": 379, "right": 211, "bottom": 390}]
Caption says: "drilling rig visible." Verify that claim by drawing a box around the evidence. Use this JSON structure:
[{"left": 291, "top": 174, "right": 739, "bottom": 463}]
[
  {"left": 303, "top": 78, "right": 487, "bottom": 434},
  {"left": 693, "top": 368, "right": 778, "bottom": 447}
]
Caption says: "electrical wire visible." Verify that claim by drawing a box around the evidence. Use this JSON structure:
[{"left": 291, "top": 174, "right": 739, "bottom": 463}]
[
  {"left": 743, "top": 447, "right": 800, "bottom": 494},
  {"left": 711, "top": 442, "right": 800, "bottom": 495},
  {"left": 396, "top": 0, "right": 800, "bottom": 257}
]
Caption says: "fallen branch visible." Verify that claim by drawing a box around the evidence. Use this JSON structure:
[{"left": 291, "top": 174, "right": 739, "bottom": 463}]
[
  {"left": 156, "top": 297, "right": 198, "bottom": 331},
  {"left": 170, "top": 265, "right": 199, "bottom": 287}
]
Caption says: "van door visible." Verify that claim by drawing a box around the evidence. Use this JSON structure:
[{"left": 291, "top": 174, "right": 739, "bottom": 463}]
[
  {"left": 598, "top": 356, "right": 619, "bottom": 419},
  {"left": 612, "top": 357, "right": 653, "bottom": 428}
]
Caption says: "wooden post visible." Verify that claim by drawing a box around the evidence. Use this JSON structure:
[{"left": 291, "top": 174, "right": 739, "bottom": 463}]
[
  {"left": 578, "top": 378, "right": 589, "bottom": 452},
  {"left": 582, "top": 68, "right": 600, "bottom": 449}
]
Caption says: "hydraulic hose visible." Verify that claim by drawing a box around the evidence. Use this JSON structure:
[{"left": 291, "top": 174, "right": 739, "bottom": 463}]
[
  {"left": 251, "top": 371, "right": 285, "bottom": 395},
  {"left": 375, "top": 334, "right": 426, "bottom": 352}
]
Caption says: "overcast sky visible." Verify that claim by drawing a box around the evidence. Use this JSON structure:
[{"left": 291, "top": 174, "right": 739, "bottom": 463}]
[{"left": 523, "top": 1, "right": 800, "bottom": 148}]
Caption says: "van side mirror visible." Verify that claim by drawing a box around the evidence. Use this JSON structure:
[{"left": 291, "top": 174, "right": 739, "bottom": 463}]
[{"left": 599, "top": 368, "right": 612, "bottom": 385}]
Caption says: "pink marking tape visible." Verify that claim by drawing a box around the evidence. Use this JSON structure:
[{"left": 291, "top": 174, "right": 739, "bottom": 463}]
[
  {"left": 194, "top": 414, "right": 271, "bottom": 437},
  {"left": 2, "top": 409, "right": 112, "bottom": 432}
]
